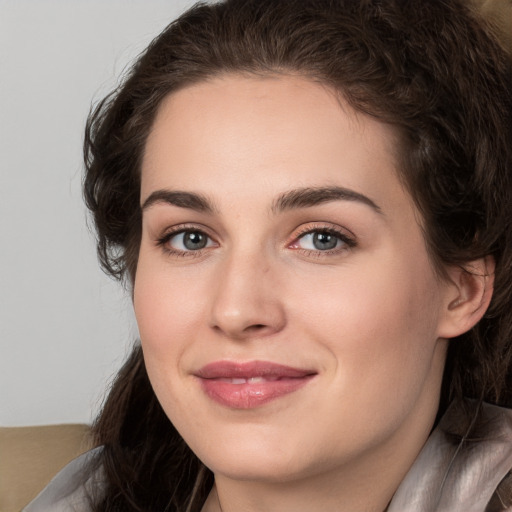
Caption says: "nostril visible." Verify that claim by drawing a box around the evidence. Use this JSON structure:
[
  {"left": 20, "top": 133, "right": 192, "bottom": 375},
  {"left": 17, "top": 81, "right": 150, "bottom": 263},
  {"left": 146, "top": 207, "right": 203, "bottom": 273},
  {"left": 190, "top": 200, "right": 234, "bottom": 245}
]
[{"left": 245, "top": 324, "right": 267, "bottom": 332}]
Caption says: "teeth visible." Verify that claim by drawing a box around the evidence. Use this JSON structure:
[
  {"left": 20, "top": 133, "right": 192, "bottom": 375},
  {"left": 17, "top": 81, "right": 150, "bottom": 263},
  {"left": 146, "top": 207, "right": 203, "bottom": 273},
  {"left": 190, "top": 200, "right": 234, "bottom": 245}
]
[
  {"left": 247, "top": 377, "right": 265, "bottom": 384},
  {"left": 219, "top": 377, "right": 269, "bottom": 384}
]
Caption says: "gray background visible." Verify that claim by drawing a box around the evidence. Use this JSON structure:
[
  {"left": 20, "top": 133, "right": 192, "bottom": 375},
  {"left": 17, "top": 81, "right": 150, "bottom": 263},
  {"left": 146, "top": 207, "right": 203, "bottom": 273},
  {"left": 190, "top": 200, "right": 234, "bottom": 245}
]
[{"left": 1, "top": 0, "right": 198, "bottom": 427}]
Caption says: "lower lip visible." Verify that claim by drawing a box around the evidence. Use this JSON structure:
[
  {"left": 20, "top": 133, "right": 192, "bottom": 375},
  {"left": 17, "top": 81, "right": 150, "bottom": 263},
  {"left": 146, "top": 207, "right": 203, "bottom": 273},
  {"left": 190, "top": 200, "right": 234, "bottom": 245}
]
[{"left": 199, "top": 376, "right": 314, "bottom": 409}]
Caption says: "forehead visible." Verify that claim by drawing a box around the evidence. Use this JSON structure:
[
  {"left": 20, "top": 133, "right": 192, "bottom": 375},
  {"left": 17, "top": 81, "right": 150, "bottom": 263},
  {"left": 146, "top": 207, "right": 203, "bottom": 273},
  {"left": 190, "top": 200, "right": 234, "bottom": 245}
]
[{"left": 141, "top": 74, "right": 406, "bottom": 213}]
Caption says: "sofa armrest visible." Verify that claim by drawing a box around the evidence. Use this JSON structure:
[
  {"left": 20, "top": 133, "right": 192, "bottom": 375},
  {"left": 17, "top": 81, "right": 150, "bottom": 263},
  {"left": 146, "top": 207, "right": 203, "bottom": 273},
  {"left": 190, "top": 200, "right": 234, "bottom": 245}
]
[{"left": 0, "top": 424, "right": 92, "bottom": 512}]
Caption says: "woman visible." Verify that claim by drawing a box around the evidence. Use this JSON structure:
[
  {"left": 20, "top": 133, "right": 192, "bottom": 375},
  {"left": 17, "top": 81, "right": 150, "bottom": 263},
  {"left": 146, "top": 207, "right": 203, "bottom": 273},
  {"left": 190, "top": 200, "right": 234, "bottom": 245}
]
[{"left": 26, "top": 0, "right": 512, "bottom": 511}]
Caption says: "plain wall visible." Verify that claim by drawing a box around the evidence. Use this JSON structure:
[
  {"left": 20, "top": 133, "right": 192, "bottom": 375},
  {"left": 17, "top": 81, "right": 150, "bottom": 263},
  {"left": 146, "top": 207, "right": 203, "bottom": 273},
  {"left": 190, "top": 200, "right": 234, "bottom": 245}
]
[{"left": 0, "top": 0, "right": 198, "bottom": 427}]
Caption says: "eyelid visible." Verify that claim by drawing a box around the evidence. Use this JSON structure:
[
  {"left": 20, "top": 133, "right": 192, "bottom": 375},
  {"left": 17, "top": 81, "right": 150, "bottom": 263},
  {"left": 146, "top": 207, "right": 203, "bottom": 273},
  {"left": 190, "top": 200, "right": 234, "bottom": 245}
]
[
  {"left": 155, "top": 223, "right": 218, "bottom": 256},
  {"left": 288, "top": 222, "right": 357, "bottom": 253},
  {"left": 293, "top": 222, "right": 356, "bottom": 241}
]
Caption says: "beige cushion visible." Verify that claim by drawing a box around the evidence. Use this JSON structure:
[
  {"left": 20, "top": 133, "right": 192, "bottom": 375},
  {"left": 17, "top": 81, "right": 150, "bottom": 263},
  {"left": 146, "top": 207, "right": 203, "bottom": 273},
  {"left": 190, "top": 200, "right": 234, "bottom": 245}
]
[
  {"left": 472, "top": 0, "right": 512, "bottom": 51},
  {"left": 0, "top": 424, "right": 92, "bottom": 512}
]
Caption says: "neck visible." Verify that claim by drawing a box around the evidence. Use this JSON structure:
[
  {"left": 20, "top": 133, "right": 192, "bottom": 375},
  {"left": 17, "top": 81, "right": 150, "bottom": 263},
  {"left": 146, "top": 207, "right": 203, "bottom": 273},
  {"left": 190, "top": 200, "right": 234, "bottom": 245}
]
[{"left": 204, "top": 470, "right": 393, "bottom": 512}]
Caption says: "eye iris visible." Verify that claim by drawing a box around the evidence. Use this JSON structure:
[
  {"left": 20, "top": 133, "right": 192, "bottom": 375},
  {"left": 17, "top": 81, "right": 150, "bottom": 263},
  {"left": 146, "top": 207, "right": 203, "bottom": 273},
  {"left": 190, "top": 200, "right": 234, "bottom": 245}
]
[
  {"left": 313, "top": 232, "right": 338, "bottom": 250},
  {"left": 183, "top": 231, "right": 207, "bottom": 250}
]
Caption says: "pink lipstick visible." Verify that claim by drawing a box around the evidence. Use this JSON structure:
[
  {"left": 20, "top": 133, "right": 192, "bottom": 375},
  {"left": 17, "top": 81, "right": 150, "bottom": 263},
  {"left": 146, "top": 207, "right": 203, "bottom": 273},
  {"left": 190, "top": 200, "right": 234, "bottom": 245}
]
[{"left": 195, "top": 361, "right": 316, "bottom": 409}]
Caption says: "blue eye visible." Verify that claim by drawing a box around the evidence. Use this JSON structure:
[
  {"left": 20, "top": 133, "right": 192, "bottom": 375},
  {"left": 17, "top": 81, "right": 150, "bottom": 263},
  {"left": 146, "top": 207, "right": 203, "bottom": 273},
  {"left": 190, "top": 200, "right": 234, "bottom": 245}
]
[
  {"left": 293, "top": 229, "right": 355, "bottom": 252},
  {"left": 299, "top": 231, "right": 340, "bottom": 250},
  {"left": 167, "top": 230, "right": 215, "bottom": 251}
]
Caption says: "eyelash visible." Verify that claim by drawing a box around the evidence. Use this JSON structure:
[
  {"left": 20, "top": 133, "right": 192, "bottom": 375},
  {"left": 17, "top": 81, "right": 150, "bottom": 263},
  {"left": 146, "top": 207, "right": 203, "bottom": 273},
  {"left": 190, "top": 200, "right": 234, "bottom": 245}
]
[
  {"left": 155, "top": 223, "right": 356, "bottom": 258},
  {"left": 156, "top": 224, "right": 215, "bottom": 258},
  {"left": 291, "top": 224, "right": 356, "bottom": 257}
]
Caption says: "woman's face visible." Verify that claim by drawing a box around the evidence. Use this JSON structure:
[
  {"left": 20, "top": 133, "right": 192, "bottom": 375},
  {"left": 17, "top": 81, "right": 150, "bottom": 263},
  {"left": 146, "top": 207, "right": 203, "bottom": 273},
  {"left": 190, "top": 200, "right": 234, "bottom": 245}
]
[{"left": 135, "top": 75, "right": 453, "bottom": 486}]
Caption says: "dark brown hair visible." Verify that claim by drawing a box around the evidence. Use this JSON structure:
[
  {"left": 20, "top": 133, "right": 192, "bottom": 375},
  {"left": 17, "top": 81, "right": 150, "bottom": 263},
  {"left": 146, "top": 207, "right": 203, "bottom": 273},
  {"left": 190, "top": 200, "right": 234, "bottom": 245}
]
[{"left": 83, "top": 0, "right": 512, "bottom": 510}]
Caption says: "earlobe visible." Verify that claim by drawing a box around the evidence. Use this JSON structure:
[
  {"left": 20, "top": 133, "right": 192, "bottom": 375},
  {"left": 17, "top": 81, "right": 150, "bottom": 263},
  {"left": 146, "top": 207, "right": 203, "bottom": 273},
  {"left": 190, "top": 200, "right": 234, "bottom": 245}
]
[{"left": 437, "top": 256, "right": 495, "bottom": 339}]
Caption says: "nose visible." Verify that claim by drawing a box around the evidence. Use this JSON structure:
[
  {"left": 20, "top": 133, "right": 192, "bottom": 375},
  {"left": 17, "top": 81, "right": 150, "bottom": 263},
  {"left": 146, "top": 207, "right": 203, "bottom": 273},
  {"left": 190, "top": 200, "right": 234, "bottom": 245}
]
[{"left": 209, "top": 252, "right": 286, "bottom": 340}]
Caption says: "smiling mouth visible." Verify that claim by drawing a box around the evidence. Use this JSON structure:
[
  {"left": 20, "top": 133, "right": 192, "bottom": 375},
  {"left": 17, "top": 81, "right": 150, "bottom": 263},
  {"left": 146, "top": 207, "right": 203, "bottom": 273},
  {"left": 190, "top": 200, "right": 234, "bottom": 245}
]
[{"left": 195, "top": 360, "right": 317, "bottom": 409}]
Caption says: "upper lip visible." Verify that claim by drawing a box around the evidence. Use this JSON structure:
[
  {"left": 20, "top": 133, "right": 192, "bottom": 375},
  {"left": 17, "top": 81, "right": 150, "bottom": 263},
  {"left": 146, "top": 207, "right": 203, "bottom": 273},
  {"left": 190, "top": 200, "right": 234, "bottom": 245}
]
[{"left": 195, "top": 360, "right": 317, "bottom": 379}]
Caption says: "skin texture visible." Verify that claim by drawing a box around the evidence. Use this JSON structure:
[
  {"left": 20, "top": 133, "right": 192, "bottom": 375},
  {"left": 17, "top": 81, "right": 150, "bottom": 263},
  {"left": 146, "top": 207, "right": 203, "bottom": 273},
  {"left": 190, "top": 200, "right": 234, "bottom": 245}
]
[{"left": 134, "top": 75, "right": 490, "bottom": 512}]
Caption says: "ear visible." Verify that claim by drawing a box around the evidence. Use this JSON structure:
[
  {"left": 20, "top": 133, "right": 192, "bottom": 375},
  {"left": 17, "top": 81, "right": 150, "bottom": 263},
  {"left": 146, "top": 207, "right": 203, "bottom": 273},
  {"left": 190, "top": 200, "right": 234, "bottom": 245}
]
[{"left": 437, "top": 256, "right": 495, "bottom": 339}]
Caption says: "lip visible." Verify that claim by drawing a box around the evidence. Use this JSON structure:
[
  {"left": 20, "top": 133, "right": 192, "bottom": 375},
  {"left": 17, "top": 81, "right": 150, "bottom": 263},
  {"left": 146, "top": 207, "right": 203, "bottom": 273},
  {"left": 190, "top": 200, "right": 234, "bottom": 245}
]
[{"left": 195, "top": 360, "right": 317, "bottom": 409}]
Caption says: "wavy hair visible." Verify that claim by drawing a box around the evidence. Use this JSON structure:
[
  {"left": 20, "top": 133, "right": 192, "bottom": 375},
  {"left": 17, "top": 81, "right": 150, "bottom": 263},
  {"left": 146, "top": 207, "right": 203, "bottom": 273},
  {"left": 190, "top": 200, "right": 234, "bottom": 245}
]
[{"left": 83, "top": 0, "right": 512, "bottom": 510}]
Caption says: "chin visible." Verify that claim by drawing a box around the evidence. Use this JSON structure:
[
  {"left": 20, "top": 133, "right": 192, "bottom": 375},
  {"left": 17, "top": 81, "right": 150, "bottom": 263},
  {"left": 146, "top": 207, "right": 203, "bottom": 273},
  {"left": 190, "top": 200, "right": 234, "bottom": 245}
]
[
  {"left": 188, "top": 423, "right": 331, "bottom": 484},
  {"left": 206, "top": 451, "right": 312, "bottom": 484}
]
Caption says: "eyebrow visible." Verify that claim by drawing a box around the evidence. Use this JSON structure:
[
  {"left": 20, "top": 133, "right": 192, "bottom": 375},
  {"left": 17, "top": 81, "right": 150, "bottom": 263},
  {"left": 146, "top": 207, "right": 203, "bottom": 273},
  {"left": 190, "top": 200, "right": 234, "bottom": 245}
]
[
  {"left": 271, "top": 186, "right": 382, "bottom": 214},
  {"left": 141, "top": 190, "right": 217, "bottom": 213},
  {"left": 141, "top": 185, "right": 381, "bottom": 215}
]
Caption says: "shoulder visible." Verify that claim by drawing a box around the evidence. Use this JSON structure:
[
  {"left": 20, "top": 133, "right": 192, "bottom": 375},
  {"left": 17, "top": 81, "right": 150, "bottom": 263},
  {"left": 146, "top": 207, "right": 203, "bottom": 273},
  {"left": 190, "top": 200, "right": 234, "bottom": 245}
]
[
  {"left": 389, "top": 400, "right": 512, "bottom": 512},
  {"left": 23, "top": 447, "right": 104, "bottom": 512}
]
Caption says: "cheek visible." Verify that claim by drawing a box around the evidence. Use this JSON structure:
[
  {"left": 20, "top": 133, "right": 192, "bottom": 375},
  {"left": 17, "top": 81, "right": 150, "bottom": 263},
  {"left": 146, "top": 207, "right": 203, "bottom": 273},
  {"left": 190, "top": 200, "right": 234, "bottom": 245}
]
[
  {"left": 133, "top": 256, "right": 209, "bottom": 426},
  {"left": 134, "top": 253, "right": 206, "bottom": 353},
  {"left": 132, "top": 255, "right": 205, "bottom": 416},
  {"left": 292, "top": 252, "right": 443, "bottom": 399},
  {"left": 283, "top": 258, "right": 445, "bottom": 454}
]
